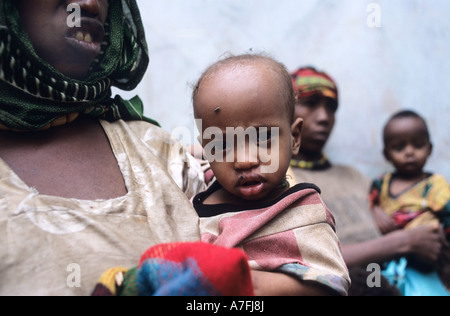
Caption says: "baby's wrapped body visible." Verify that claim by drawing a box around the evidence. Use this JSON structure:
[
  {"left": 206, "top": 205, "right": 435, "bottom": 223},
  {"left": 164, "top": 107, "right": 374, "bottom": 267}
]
[
  {"left": 370, "top": 172, "right": 450, "bottom": 289},
  {"left": 370, "top": 173, "right": 450, "bottom": 233},
  {"left": 194, "top": 181, "right": 351, "bottom": 296}
]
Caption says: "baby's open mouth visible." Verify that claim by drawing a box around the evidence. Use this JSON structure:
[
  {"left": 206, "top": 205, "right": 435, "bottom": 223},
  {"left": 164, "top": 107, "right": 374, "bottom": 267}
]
[
  {"left": 242, "top": 181, "right": 262, "bottom": 187},
  {"left": 236, "top": 175, "right": 266, "bottom": 198}
]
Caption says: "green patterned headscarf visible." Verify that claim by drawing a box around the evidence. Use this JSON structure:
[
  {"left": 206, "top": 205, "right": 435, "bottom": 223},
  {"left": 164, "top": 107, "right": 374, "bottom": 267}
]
[{"left": 0, "top": 0, "right": 159, "bottom": 131}]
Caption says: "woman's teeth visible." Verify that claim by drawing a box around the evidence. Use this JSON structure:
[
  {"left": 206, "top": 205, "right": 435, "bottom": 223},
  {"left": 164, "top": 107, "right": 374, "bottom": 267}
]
[{"left": 74, "top": 31, "right": 93, "bottom": 43}]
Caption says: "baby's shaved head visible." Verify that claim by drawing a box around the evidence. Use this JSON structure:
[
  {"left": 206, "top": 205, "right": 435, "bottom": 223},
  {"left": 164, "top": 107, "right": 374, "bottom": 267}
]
[{"left": 192, "top": 54, "right": 295, "bottom": 123}]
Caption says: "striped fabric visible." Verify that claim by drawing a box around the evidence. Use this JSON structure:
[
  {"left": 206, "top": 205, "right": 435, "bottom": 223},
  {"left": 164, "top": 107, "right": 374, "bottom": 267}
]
[{"left": 291, "top": 67, "right": 338, "bottom": 101}]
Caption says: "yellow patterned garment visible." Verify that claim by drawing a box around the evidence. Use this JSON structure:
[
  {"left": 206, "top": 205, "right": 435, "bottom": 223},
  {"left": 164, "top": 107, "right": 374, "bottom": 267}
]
[
  {"left": 369, "top": 173, "right": 450, "bottom": 232},
  {"left": 0, "top": 120, "right": 205, "bottom": 295}
]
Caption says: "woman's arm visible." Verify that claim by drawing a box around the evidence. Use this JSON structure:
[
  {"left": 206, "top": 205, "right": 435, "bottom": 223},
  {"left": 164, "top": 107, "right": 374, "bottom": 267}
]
[
  {"left": 251, "top": 270, "right": 336, "bottom": 296},
  {"left": 342, "top": 225, "right": 444, "bottom": 268}
]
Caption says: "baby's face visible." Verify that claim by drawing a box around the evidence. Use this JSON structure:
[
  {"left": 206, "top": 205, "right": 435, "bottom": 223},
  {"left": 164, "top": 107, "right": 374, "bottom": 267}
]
[
  {"left": 384, "top": 116, "right": 432, "bottom": 177},
  {"left": 15, "top": 0, "right": 109, "bottom": 80},
  {"left": 195, "top": 65, "right": 302, "bottom": 201}
]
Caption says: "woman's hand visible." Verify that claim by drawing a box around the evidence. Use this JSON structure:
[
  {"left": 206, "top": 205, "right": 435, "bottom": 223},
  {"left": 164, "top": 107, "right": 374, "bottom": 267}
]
[{"left": 406, "top": 225, "right": 445, "bottom": 268}]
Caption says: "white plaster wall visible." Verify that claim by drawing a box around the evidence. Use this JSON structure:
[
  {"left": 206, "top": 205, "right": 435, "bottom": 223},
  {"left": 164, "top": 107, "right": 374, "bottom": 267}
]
[{"left": 114, "top": 0, "right": 450, "bottom": 181}]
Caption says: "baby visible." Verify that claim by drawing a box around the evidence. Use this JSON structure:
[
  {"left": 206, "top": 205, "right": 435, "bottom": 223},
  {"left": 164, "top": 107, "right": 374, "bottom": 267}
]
[
  {"left": 370, "top": 110, "right": 450, "bottom": 236},
  {"left": 370, "top": 110, "right": 450, "bottom": 290},
  {"left": 191, "top": 54, "right": 350, "bottom": 296}
]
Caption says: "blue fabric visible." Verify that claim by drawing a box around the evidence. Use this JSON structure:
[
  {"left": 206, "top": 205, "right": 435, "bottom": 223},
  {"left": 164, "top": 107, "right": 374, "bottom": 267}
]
[
  {"left": 382, "top": 257, "right": 450, "bottom": 296},
  {"left": 137, "top": 258, "right": 221, "bottom": 296}
]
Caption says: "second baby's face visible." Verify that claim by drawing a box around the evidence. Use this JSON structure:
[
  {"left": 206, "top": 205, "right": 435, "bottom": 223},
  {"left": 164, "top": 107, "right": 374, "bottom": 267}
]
[
  {"left": 384, "top": 116, "right": 432, "bottom": 177},
  {"left": 195, "top": 64, "right": 302, "bottom": 202}
]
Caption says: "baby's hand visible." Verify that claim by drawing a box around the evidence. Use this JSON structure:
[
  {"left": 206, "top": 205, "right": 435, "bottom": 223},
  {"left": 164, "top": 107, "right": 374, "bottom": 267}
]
[
  {"left": 371, "top": 206, "right": 398, "bottom": 234},
  {"left": 251, "top": 270, "right": 334, "bottom": 296}
]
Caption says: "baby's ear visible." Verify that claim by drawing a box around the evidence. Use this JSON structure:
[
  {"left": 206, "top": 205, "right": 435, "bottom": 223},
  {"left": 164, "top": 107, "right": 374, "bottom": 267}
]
[
  {"left": 291, "top": 118, "right": 303, "bottom": 156},
  {"left": 383, "top": 148, "right": 389, "bottom": 161},
  {"left": 428, "top": 142, "right": 433, "bottom": 156},
  {"left": 383, "top": 148, "right": 391, "bottom": 162}
]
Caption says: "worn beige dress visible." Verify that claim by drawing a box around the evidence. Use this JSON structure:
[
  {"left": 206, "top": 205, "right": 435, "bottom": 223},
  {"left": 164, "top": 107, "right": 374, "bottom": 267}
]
[{"left": 0, "top": 120, "right": 205, "bottom": 296}]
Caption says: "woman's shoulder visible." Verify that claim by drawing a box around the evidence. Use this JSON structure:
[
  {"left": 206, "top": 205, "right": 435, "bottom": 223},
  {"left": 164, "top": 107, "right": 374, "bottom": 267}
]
[
  {"left": 102, "top": 119, "right": 206, "bottom": 198},
  {"left": 102, "top": 119, "right": 184, "bottom": 158},
  {"left": 332, "top": 164, "right": 369, "bottom": 178},
  {"left": 110, "top": 119, "right": 172, "bottom": 141}
]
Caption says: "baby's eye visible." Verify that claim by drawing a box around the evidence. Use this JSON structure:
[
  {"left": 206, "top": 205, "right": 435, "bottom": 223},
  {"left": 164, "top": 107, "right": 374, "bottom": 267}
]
[
  {"left": 256, "top": 128, "right": 272, "bottom": 144},
  {"left": 210, "top": 141, "right": 230, "bottom": 154},
  {"left": 413, "top": 140, "right": 428, "bottom": 149},
  {"left": 392, "top": 144, "right": 405, "bottom": 152}
]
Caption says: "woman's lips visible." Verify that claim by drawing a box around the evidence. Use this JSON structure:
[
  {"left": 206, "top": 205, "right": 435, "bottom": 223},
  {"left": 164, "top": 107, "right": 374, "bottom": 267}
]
[
  {"left": 65, "top": 37, "right": 101, "bottom": 57},
  {"left": 311, "top": 131, "right": 330, "bottom": 142},
  {"left": 64, "top": 18, "right": 105, "bottom": 58}
]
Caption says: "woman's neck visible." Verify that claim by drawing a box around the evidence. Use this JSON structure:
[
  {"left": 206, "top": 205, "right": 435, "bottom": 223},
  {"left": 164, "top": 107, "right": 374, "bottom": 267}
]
[
  {"left": 293, "top": 150, "right": 324, "bottom": 162},
  {"left": 0, "top": 116, "right": 98, "bottom": 143}
]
